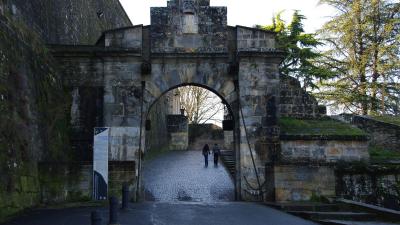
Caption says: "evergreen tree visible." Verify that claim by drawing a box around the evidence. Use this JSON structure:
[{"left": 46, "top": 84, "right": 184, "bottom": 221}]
[
  {"left": 317, "top": 0, "right": 399, "bottom": 115},
  {"left": 261, "top": 11, "right": 335, "bottom": 89}
]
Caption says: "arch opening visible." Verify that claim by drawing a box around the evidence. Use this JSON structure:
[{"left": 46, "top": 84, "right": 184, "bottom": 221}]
[{"left": 141, "top": 84, "right": 238, "bottom": 202}]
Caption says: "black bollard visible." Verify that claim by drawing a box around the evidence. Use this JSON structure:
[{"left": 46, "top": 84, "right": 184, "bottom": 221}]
[
  {"left": 109, "top": 196, "right": 120, "bottom": 225},
  {"left": 122, "top": 183, "right": 129, "bottom": 210},
  {"left": 91, "top": 210, "right": 102, "bottom": 225}
]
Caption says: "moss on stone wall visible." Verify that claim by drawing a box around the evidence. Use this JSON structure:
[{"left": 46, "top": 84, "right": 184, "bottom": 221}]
[
  {"left": 0, "top": 15, "right": 72, "bottom": 222},
  {"left": 279, "top": 117, "right": 366, "bottom": 136},
  {"left": 369, "top": 145, "right": 400, "bottom": 162},
  {"left": 2, "top": 0, "right": 132, "bottom": 45},
  {"left": 38, "top": 163, "right": 92, "bottom": 203}
]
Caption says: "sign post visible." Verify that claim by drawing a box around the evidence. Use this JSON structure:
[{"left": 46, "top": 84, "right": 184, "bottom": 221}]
[{"left": 93, "top": 127, "right": 109, "bottom": 200}]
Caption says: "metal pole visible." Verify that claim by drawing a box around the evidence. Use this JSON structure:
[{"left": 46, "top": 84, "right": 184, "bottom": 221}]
[
  {"left": 136, "top": 81, "right": 145, "bottom": 201},
  {"left": 122, "top": 182, "right": 129, "bottom": 210},
  {"left": 109, "top": 196, "right": 119, "bottom": 225}
]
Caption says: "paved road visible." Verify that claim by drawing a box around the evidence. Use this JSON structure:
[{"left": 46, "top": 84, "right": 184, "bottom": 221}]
[
  {"left": 3, "top": 202, "right": 319, "bottom": 225},
  {"left": 2, "top": 151, "right": 320, "bottom": 225},
  {"left": 143, "top": 150, "right": 235, "bottom": 202}
]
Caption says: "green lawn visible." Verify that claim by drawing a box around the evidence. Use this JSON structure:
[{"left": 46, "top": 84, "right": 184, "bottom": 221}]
[
  {"left": 371, "top": 115, "right": 400, "bottom": 126},
  {"left": 279, "top": 117, "right": 366, "bottom": 136}
]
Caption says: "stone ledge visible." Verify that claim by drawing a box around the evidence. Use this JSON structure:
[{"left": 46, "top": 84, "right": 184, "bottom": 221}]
[
  {"left": 48, "top": 45, "right": 142, "bottom": 57},
  {"left": 355, "top": 115, "right": 400, "bottom": 129},
  {"left": 150, "top": 52, "right": 229, "bottom": 58},
  {"left": 335, "top": 162, "right": 400, "bottom": 174},
  {"left": 280, "top": 134, "right": 368, "bottom": 141},
  {"left": 266, "top": 161, "right": 337, "bottom": 167},
  {"left": 237, "top": 50, "right": 285, "bottom": 58}
]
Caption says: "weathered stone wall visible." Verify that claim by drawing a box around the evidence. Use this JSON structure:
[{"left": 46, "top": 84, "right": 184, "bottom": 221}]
[
  {"left": 0, "top": 14, "right": 70, "bottom": 221},
  {"left": 224, "top": 131, "right": 234, "bottom": 150},
  {"left": 167, "top": 115, "right": 189, "bottom": 150},
  {"left": 336, "top": 165, "right": 400, "bottom": 210},
  {"left": 145, "top": 95, "right": 169, "bottom": 154},
  {"left": 188, "top": 124, "right": 224, "bottom": 150},
  {"left": 146, "top": 93, "right": 188, "bottom": 153},
  {"left": 280, "top": 139, "right": 370, "bottom": 163},
  {"left": 52, "top": 0, "right": 285, "bottom": 202},
  {"left": 279, "top": 75, "right": 326, "bottom": 118},
  {"left": 70, "top": 87, "right": 103, "bottom": 161},
  {"left": 351, "top": 116, "right": 399, "bottom": 152},
  {"left": 39, "top": 162, "right": 92, "bottom": 203},
  {"left": 108, "top": 127, "right": 140, "bottom": 161},
  {"left": 1, "top": 0, "right": 132, "bottom": 45},
  {"left": 236, "top": 26, "right": 276, "bottom": 51},
  {"left": 38, "top": 161, "right": 136, "bottom": 203},
  {"left": 238, "top": 54, "right": 281, "bottom": 201},
  {"left": 273, "top": 165, "right": 336, "bottom": 202},
  {"left": 0, "top": 0, "right": 132, "bottom": 221},
  {"left": 151, "top": 0, "right": 227, "bottom": 53},
  {"left": 108, "top": 161, "right": 136, "bottom": 200},
  {"left": 103, "top": 26, "right": 143, "bottom": 49}
]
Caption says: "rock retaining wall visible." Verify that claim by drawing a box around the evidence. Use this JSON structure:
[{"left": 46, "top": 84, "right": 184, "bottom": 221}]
[
  {"left": 270, "top": 165, "right": 336, "bottom": 202},
  {"left": 279, "top": 75, "right": 326, "bottom": 118},
  {"left": 336, "top": 164, "right": 400, "bottom": 210},
  {"left": 351, "top": 116, "right": 399, "bottom": 152},
  {"left": 280, "top": 139, "right": 369, "bottom": 163}
]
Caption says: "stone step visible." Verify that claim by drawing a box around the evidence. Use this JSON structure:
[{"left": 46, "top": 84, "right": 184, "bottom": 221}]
[
  {"left": 265, "top": 202, "right": 345, "bottom": 212},
  {"left": 220, "top": 150, "right": 236, "bottom": 179},
  {"left": 288, "top": 211, "right": 376, "bottom": 221},
  {"left": 317, "top": 219, "right": 400, "bottom": 225},
  {"left": 222, "top": 156, "right": 234, "bottom": 159}
]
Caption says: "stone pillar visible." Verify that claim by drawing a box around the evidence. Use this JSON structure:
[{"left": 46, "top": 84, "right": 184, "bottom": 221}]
[{"left": 237, "top": 56, "right": 281, "bottom": 201}]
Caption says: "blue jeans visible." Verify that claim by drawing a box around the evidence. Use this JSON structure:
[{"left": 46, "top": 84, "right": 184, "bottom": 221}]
[
  {"left": 204, "top": 154, "right": 208, "bottom": 167},
  {"left": 214, "top": 153, "right": 219, "bottom": 165}
]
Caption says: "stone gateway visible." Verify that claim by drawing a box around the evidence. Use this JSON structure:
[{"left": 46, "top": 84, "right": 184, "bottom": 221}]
[{"left": 51, "top": 0, "right": 369, "bottom": 202}]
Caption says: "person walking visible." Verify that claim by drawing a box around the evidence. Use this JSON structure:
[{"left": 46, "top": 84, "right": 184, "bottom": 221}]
[
  {"left": 212, "top": 143, "right": 221, "bottom": 166},
  {"left": 202, "top": 144, "right": 210, "bottom": 167}
]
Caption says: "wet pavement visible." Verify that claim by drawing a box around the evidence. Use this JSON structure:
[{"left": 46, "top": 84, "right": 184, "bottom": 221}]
[
  {"left": 3, "top": 202, "right": 319, "bottom": 225},
  {"left": 143, "top": 150, "right": 235, "bottom": 202},
  {"left": 2, "top": 150, "right": 321, "bottom": 225}
]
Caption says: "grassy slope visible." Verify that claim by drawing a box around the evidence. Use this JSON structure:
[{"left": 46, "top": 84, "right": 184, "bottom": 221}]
[{"left": 279, "top": 117, "right": 366, "bottom": 136}]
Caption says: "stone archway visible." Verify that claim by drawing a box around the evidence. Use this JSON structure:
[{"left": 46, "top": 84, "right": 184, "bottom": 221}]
[
  {"left": 55, "top": 0, "right": 283, "bottom": 201},
  {"left": 142, "top": 83, "right": 239, "bottom": 201}
]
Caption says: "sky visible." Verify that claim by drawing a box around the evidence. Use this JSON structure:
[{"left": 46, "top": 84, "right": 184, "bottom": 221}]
[{"left": 119, "top": 0, "right": 337, "bottom": 33}]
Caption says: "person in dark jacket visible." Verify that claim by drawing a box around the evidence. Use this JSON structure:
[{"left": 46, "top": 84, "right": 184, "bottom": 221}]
[
  {"left": 202, "top": 144, "right": 210, "bottom": 167},
  {"left": 212, "top": 143, "right": 221, "bottom": 166}
]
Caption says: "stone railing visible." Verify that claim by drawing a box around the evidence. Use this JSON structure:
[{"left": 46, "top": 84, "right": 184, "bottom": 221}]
[{"left": 336, "top": 163, "right": 400, "bottom": 211}]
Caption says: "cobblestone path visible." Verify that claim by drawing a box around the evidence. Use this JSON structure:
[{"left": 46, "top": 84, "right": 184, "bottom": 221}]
[{"left": 143, "top": 150, "right": 235, "bottom": 202}]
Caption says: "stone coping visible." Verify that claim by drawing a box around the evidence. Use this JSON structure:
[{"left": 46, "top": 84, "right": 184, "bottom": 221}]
[
  {"left": 280, "top": 134, "right": 368, "bottom": 141},
  {"left": 356, "top": 115, "right": 400, "bottom": 129},
  {"left": 335, "top": 163, "right": 400, "bottom": 174},
  {"left": 48, "top": 45, "right": 142, "bottom": 56},
  {"left": 337, "top": 198, "right": 400, "bottom": 216},
  {"left": 38, "top": 161, "right": 135, "bottom": 167},
  {"left": 266, "top": 162, "right": 400, "bottom": 173}
]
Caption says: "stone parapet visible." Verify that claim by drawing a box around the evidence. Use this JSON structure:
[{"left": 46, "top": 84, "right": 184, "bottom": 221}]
[
  {"left": 269, "top": 165, "right": 336, "bottom": 202},
  {"left": 280, "top": 139, "right": 369, "bottom": 163},
  {"left": 336, "top": 163, "right": 400, "bottom": 210},
  {"left": 167, "top": 115, "right": 189, "bottom": 150}
]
